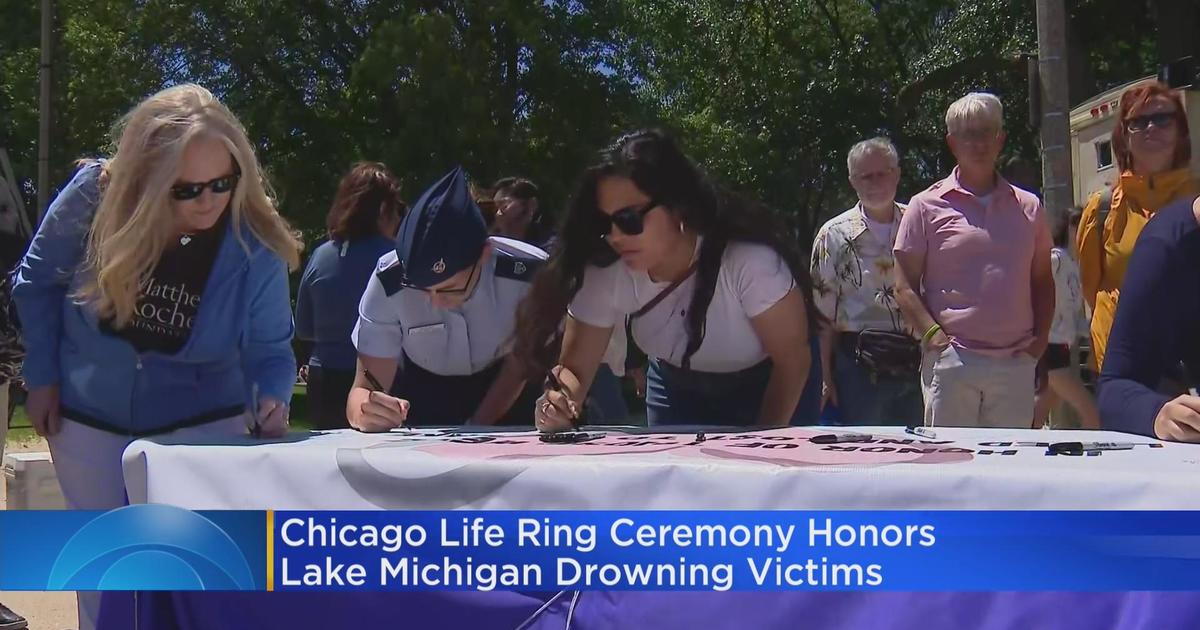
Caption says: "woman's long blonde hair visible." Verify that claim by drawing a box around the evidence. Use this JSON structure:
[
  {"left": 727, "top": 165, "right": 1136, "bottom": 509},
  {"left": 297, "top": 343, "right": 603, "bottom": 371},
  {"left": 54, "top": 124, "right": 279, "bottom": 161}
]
[{"left": 76, "top": 84, "right": 302, "bottom": 327}]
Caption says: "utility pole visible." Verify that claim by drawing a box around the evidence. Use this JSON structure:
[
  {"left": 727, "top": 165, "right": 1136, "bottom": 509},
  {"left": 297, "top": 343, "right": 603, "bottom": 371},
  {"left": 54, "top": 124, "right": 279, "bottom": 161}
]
[
  {"left": 1035, "top": 0, "right": 1074, "bottom": 217},
  {"left": 38, "top": 0, "right": 53, "bottom": 224}
]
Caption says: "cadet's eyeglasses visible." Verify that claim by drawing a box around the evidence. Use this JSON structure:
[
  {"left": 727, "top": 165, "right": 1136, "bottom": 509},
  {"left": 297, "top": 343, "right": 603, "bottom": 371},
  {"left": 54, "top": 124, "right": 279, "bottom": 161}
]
[{"left": 401, "top": 260, "right": 479, "bottom": 294}]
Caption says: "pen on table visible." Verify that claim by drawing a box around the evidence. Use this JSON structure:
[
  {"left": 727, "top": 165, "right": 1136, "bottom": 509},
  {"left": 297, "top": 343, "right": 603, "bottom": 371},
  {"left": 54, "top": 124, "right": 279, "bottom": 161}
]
[
  {"left": 545, "top": 369, "right": 581, "bottom": 428},
  {"left": 249, "top": 382, "right": 262, "bottom": 437},
  {"left": 1048, "top": 441, "right": 1137, "bottom": 455},
  {"left": 906, "top": 425, "right": 937, "bottom": 439},
  {"left": 809, "top": 432, "right": 873, "bottom": 445}
]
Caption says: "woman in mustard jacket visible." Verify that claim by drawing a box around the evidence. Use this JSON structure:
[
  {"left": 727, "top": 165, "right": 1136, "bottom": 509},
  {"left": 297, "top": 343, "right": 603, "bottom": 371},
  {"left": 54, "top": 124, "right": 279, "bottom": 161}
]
[{"left": 1077, "top": 81, "right": 1196, "bottom": 371}]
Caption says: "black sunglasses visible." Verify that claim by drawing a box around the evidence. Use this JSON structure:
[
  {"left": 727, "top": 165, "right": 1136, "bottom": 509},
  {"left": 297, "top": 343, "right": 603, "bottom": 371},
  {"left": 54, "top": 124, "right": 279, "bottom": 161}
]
[
  {"left": 1126, "top": 112, "right": 1176, "bottom": 133},
  {"left": 400, "top": 259, "right": 479, "bottom": 295},
  {"left": 171, "top": 172, "right": 240, "bottom": 201},
  {"left": 598, "top": 199, "right": 659, "bottom": 237}
]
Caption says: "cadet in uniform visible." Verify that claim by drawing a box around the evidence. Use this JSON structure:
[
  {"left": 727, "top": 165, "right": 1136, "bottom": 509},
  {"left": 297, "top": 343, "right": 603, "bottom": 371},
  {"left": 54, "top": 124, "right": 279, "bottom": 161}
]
[{"left": 347, "top": 166, "right": 546, "bottom": 430}]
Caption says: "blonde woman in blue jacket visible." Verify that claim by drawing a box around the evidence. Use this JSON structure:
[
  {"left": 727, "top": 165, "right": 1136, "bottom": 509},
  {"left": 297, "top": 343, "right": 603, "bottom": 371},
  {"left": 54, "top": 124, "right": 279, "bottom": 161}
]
[{"left": 14, "top": 83, "right": 301, "bottom": 627}]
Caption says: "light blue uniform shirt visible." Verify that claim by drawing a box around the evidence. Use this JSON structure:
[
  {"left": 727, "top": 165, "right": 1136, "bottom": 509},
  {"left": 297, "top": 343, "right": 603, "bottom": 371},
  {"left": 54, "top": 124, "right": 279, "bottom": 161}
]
[{"left": 351, "top": 236, "right": 547, "bottom": 375}]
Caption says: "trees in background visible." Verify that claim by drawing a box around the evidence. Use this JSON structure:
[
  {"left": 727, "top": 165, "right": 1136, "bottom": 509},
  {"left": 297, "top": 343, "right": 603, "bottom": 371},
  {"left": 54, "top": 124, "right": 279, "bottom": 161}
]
[{"left": 0, "top": 0, "right": 1175, "bottom": 244}]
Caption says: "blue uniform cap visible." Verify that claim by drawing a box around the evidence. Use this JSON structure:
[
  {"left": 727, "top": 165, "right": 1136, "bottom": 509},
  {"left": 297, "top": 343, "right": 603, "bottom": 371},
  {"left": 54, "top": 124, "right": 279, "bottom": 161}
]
[{"left": 394, "top": 166, "right": 488, "bottom": 288}]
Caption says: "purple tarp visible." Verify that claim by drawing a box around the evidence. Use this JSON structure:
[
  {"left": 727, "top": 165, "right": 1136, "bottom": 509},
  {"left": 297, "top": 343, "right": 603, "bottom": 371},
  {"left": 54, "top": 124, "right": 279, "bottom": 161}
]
[{"left": 99, "top": 591, "right": 1200, "bottom": 629}]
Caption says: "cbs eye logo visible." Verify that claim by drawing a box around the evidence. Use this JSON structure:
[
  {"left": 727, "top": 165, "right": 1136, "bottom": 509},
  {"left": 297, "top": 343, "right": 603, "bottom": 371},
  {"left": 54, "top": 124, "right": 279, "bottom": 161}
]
[{"left": 47, "top": 504, "right": 258, "bottom": 590}]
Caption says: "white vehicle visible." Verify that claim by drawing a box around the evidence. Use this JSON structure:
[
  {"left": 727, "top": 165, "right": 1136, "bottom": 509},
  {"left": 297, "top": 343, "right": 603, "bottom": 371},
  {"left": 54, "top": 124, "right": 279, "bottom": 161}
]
[{"left": 1070, "top": 75, "right": 1200, "bottom": 207}]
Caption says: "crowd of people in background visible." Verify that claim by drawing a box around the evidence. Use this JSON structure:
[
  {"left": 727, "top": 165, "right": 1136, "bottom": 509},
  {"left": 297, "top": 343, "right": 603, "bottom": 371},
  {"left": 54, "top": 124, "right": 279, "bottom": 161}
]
[
  {"left": 289, "top": 81, "right": 1195, "bottom": 438},
  {"left": 2, "top": 77, "right": 1200, "bottom": 630}
]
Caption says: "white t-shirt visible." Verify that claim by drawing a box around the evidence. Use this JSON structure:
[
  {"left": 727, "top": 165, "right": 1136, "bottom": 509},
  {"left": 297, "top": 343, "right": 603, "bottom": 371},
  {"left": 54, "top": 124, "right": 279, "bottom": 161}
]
[
  {"left": 863, "top": 214, "right": 896, "bottom": 247},
  {"left": 1049, "top": 246, "right": 1086, "bottom": 345},
  {"left": 568, "top": 241, "right": 795, "bottom": 373}
]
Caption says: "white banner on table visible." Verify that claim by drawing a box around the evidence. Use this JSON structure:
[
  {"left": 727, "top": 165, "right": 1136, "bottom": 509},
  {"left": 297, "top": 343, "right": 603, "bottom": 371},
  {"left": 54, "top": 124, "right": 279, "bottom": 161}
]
[{"left": 121, "top": 427, "right": 1200, "bottom": 511}]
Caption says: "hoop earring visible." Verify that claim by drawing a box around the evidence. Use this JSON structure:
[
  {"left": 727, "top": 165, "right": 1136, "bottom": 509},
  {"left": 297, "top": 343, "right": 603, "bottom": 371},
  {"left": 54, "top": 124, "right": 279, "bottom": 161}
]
[{"left": 678, "top": 221, "right": 685, "bottom": 234}]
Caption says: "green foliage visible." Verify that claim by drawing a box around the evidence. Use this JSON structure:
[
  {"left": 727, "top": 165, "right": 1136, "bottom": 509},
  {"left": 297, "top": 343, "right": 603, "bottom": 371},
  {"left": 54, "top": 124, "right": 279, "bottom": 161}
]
[{"left": 0, "top": 0, "right": 1164, "bottom": 249}]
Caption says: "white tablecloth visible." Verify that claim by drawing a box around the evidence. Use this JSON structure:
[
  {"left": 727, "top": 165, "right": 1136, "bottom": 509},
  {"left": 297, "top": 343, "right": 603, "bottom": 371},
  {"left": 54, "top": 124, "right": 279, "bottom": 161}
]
[{"left": 121, "top": 426, "right": 1200, "bottom": 510}]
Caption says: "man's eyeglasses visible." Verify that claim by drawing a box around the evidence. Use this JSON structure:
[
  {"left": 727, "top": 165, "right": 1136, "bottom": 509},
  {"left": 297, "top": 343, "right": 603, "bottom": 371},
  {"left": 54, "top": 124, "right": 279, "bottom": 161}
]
[
  {"left": 171, "top": 172, "right": 240, "bottom": 201},
  {"left": 1126, "top": 112, "right": 1176, "bottom": 133},
  {"left": 953, "top": 128, "right": 1001, "bottom": 145},
  {"left": 851, "top": 169, "right": 897, "bottom": 184},
  {"left": 401, "top": 260, "right": 479, "bottom": 295},
  {"left": 598, "top": 199, "right": 659, "bottom": 237}
]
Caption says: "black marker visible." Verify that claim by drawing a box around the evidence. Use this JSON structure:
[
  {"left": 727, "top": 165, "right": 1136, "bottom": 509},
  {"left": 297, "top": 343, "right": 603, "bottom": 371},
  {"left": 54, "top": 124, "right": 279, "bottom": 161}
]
[
  {"left": 544, "top": 369, "right": 581, "bottom": 428},
  {"left": 539, "top": 431, "right": 604, "bottom": 444},
  {"left": 357, "top": 368, "right": 409, "bottom": 433},
  {"left": 1048, "top": 441, "right": 1136, "bottom": 456},
  {"left": 809, "top": 432, "right": 873, "bottom": 445}
]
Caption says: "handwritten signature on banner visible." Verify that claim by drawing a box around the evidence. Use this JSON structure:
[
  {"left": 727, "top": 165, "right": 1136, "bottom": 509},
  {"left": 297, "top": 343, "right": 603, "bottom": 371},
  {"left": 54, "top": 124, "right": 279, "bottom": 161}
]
[
  {"left": 327, "top": 430, "right": 1169, "bottom": 509},
  {"left": 399, "top": 431, "right": 1166, "bottom": 468},
  {"left": 411, "top": 431, "right": 985, "bottom": 468}
]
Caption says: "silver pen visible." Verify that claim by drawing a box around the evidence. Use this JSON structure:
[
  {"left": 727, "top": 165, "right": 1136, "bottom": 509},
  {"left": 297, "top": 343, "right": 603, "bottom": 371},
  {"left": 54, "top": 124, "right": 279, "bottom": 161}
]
[{"left": 248, "top": 382, "right": 262, "bottom": 437}]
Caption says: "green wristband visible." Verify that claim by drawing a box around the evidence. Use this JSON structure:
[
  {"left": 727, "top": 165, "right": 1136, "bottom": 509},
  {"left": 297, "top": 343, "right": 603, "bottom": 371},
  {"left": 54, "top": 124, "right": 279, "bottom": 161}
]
[{"left": 921, "top": 324, "right": 942, "bottom": 344}]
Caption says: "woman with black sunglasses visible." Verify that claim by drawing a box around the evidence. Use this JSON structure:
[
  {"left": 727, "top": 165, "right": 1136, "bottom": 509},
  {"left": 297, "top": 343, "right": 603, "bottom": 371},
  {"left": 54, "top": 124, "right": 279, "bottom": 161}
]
[
  {"left": 11, "top": 84, "right": 300, "bottom": 630},
  {"left": 514, "top": 129, "right": 823, "bottom": 430},
  {"left": 346, "top": 166, "right": 547, "bottom": 429}
]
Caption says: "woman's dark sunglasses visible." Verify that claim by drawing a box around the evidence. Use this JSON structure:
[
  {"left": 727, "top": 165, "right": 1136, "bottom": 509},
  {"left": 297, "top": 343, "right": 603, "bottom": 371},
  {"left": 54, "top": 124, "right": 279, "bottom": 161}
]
[
  {"left": 598, "top": 199, "right": 658, "bottom": 236},
  {"left": 171, "top": 172, "right": 240, "bottom": 201},
  {"left": 1126, "top": 112, "right": 1176, "bottom": 133}
]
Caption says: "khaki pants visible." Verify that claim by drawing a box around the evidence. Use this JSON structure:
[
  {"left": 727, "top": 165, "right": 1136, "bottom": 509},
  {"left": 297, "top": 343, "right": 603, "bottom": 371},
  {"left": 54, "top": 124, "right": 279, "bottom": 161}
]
[{"left": 921, "top": 345, "right": 1036, "bottom": 428}]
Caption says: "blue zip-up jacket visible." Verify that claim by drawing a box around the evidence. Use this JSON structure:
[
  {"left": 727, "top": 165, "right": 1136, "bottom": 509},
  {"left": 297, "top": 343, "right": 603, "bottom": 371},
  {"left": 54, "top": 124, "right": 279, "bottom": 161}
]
[{"left": 12, "top": 162, "right": 296, "bottom": 435}]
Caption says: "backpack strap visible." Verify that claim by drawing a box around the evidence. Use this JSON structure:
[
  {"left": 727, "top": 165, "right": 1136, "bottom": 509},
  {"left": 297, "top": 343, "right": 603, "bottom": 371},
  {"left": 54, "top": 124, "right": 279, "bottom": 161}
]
[
  {"left": 1094, "top": 185, "right": 1114, "bottom": 267},
  {"left": 624, "top": 263, "right": 698, "bottom": 373}
]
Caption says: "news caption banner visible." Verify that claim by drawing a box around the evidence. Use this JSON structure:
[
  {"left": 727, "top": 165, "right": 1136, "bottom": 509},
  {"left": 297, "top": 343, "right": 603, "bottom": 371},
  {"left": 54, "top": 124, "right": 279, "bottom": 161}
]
[
  {"left": 121, "top": 426, "right": 1200, "bottom": 511},
  {"left": 4, "top": 506, "right": 1200, "bottom": 591}
]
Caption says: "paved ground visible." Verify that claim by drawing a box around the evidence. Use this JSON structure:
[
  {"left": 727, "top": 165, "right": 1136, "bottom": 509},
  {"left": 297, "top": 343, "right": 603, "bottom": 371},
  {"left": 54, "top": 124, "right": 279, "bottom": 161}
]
[{"left": 3, "top": 435, "right": 77, "bottom": 630}]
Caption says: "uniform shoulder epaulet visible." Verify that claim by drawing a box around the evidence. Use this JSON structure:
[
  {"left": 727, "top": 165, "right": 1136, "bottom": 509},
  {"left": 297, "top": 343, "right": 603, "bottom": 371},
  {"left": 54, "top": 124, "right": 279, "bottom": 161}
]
[
  {"left": 375, "top": 251, "right": 405, "bottom": 296},
  {"left": 494, "top": 252, "right": 544, "bottom": 283},
  {"left": 491, "top": 237, "right": 547, "bottom": 283}
]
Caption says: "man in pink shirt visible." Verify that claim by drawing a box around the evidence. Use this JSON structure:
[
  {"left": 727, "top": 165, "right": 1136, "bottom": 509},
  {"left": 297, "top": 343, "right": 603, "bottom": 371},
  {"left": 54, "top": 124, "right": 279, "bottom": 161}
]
[{"left": 893, "top": 92, "right": 1054, "bottom": 427}]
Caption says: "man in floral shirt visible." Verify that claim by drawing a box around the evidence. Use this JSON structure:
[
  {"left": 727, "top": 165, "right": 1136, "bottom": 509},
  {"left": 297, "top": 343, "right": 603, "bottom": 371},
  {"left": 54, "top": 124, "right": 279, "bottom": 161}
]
[{"left": 811, "top": 137, "right": 921, "bottom": 426}]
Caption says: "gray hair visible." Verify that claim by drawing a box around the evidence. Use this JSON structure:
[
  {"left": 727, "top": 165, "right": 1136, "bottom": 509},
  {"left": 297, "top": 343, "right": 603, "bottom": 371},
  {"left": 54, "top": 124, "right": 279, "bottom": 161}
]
[
  {"left": 945, "top": 92, "right": 1004, "bottom": 134},
  {"left": 847, "top": 137, "right": 900, "bottom": 176}
]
